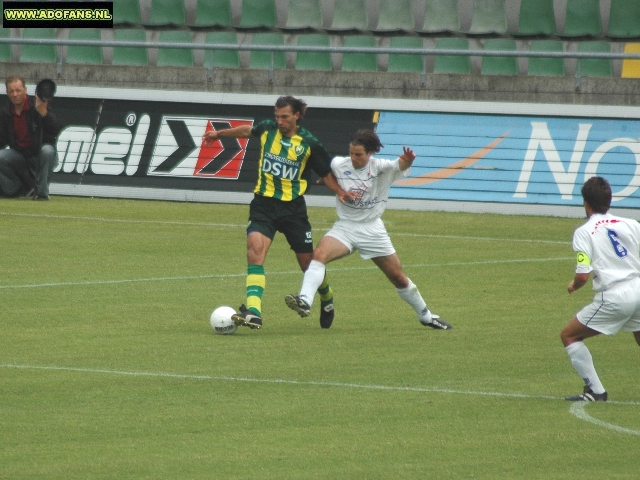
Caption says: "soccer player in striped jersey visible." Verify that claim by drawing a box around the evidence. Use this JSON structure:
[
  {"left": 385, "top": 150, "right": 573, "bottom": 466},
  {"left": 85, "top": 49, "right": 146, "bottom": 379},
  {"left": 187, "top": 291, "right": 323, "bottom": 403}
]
[
  {"left": 203, "top": 96, "right": 354, "bottom": 330},
  {"left": 562, "top": 176, "right": 640, "bottom": 401}
]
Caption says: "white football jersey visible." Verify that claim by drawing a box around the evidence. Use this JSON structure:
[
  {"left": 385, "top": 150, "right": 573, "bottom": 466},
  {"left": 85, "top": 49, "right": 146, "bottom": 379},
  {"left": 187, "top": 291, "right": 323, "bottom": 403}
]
[
  {"left": 331, "top": 156, "right": 408, "bottom": 223},
  {"left": 573, "top": 213, "right": 640, "bottom": 292}
]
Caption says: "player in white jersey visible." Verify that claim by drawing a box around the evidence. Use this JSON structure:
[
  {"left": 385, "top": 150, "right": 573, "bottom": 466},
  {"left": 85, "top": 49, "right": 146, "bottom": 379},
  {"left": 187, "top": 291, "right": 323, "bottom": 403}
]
[
  {"left": 561, "top": 176, "right": 640, "bottom": 402},
  {"left": 284, "top": 129, "right": 452, "bottom": 330}
]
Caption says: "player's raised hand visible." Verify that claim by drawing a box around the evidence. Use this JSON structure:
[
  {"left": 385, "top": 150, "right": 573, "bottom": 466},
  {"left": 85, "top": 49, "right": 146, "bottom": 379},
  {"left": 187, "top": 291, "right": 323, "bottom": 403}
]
[
  {"left": 398, "top": 146, "right": 416, "bottom": 170},
  {"left": 400, "top": 146, "right": 416, "bottom": 162}
]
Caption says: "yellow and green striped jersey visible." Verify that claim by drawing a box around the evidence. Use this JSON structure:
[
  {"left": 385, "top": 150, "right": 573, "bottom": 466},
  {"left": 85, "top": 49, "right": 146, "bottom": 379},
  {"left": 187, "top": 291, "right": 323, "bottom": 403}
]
[{"left": 251, "top": 120, "right": 331, "bottom": 201}]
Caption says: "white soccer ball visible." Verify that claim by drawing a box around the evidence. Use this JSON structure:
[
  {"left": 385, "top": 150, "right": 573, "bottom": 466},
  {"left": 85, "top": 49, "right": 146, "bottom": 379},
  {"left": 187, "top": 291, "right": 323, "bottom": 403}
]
[{"left": 210, "top": 306, "right": 237, "bottom": 335}]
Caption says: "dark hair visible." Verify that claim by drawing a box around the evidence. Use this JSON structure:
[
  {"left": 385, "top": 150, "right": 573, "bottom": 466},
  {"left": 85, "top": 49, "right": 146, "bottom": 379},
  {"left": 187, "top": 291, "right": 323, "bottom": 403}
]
[
  {"left": 350, "top": 129, "right": 384, "bottom": 154},
  {"left": 275, "top": 96, "right": 307, "bottom": 119},
  {"left": 5, "top": 75, "right": 25, "bottom": 89},
  {"left": 581, "top": 176, "right": 611, "bottom": 214}
]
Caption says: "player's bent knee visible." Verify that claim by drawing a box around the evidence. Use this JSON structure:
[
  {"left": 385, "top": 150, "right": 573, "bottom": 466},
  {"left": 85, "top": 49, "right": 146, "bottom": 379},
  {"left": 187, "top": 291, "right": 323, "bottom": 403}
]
[
  {"left": 560, "top": 325, "right": 576, "bottom": 346},
  {"left": 311, "top": 247, "right": 335, "bottom": 264}
]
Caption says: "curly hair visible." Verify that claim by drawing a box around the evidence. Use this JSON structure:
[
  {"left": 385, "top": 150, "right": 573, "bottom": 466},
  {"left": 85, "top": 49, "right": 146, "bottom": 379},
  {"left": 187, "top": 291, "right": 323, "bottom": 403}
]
[{"left": 350, "top": 129, "right": 384, "bottom": 154}]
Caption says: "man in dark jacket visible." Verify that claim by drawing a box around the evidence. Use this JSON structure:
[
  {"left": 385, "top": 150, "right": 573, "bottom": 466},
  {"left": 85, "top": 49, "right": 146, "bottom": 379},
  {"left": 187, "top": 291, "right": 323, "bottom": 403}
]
[{"left": 0, "top": 75, "right": 61, "bottom": 200}]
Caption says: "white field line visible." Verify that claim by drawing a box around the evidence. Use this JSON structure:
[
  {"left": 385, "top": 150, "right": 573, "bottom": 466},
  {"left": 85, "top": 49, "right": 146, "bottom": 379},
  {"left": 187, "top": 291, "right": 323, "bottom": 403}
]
[
  {"left": 0, "top": 257, "right": 573, "bottom": 290},
  {"left": 0, "top": 363, "right": 567, "bottom": 401},
  {"left": 2, "top": 363, "right": 639, "bottom": 436},
  {"left": 0, "top": 211, "right": 247, "bottom": 228},
  {"left": 569, "top": 402, "right": 640, "bottom": 436},
  {"left": 0, "top": 364, "right": 640, "bottom": 435},
  {"left": 393, "top": 233, "right": 569, "bottom": 245},
  {"left": 0, "top": 211, "right": 570, "bottom": 245}
]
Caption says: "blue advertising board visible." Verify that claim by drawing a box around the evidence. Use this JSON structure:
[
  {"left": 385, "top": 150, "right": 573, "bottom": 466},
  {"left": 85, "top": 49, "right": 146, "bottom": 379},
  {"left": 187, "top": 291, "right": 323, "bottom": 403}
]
[{"left": 377, "top": 111, "right": 640, "bottom": 209}]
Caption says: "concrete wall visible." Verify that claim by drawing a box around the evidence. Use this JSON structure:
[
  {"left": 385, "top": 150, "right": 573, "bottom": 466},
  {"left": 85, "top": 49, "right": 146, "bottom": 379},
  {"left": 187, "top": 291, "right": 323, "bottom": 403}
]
[{"left": 3, "top": 61, "right": 640, "bottom": 107}]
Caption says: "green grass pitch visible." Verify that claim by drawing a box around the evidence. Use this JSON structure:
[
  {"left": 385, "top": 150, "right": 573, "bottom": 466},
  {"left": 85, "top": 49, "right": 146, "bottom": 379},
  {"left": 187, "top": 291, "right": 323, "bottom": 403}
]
[{"left": 1, "top": 196, "right": 639, "bottom": 479}]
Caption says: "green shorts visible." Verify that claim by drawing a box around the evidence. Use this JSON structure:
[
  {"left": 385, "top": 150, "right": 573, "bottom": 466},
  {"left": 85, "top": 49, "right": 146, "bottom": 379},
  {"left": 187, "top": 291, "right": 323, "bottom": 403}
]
[{"left": 247, "top": 194, "right": 314, "bottom": 253}]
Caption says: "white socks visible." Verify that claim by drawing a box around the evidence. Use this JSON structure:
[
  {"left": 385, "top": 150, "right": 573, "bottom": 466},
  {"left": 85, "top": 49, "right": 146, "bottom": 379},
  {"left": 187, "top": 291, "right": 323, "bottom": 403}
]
[
  {"left": 299, "top": 260, "right": 326, "bottom": 307},
  {"left": 302, "top": 269, "right": 433, "bottom": 323},
  {"left": 565, "top": 341, "right": 606, "bottom": 394},
  {"left": 396, "top": 279, "right": 432, "bottom": 323}
]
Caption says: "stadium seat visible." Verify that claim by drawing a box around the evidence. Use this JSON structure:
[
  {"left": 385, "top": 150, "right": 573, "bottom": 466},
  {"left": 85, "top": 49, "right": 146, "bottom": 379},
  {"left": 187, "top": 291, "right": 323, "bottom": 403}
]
[
  {"left": 327, "top": 0, "right": 369, "bottom": 32},
  {"left": 249, "top": 33, "right": 286, "bottom": 69},
  {"left": 112, "top": 29, "right": 148, "bottom": 66},
  {"left": 374, "top": 0, "right": 415, "bottom": 34},
  {"left": 145, "top": 0, "right": 187, "bottom": 28},
  {"left": 0, "top": 28, "right": 12, "bottom": 62},
  {"left": 295, "top": 34, "right": 332, "bottom": 71},
  {"left": 514, "top": 0, "right": 556, "bottom": 37},
  {"left": 481, "top": 38, "right": 518, "bottom": 75},
  {"left": 190, "top": 0, "right": 233, "bottom": 29},
  {"left": 577, "top": 41, "right": 612, "bottom": 77},
  {"left": 434, "top": 37, "right": 471, "bottom": 74},
  {"left": 621, "top": 43, "right": 640, "bottom": 78},
  {"left": 157, "top": 31, "right": 194, "bottom": 67},
  {"left": 113, "top": 0, "right": 141, "bottom": 26},
  {"left": 468, "top": 0, "right": 508, "bottom": 36},
  {"left": 342, "top": 35, "right": 378, "bottom": 71},
  {"left": 561, "top": 0, "right": 601, "bottom": 38},
  {"left": 419, "top": 0, "right": 460, "bottom": 34},
  {"left": 527, "top": 40, "right": 565, "bottom": 76},
  {"left": 283, "top": 0, "right": 323, "bottom": 31},
  {"left": 238, "top": 0, "right": 277, "bottom": 30},
  {"left": 607, "top": 0, "right": 640, "bottom": 39},
  {"left": 204, "top": 31, "right": 240, "bottom": 69},
  {"left": 20, "top": 28, "right": 58, "bottom": 63},
  {"left": 387, "top": 36, "right": 423, "bottom": 72},
  {"left": 66, "top": 29, "right": 103, "bottom": 65}
]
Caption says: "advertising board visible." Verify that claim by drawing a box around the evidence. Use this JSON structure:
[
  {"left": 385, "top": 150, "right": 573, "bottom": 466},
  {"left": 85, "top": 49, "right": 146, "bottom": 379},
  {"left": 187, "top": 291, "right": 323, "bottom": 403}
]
[
  {"left": 378, "top": 111, "right": 640, "bottom": 209},
  {"left": 51, "top": 94, "right": 374, "bottom": 203},
  {"left": 46, "top": 87, "right": 640, "bottom": 217}
]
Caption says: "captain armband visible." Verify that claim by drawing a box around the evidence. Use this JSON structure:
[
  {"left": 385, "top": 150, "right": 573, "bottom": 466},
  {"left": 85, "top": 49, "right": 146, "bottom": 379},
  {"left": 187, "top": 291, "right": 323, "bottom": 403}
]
[{"left": 576, "top": 252, "right": 591, "bottom": 266}]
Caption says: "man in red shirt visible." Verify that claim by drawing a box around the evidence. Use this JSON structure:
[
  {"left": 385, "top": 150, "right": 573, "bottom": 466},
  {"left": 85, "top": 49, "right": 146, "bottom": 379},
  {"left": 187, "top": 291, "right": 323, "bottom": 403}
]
[{"left": 0, "top": 75, "right": 61, "bottom": 200}]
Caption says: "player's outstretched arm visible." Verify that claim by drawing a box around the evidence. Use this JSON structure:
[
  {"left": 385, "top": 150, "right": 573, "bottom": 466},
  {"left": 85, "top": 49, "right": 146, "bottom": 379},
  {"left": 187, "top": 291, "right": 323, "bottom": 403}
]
[
  {"left": 202, "top": 124, "right": 253, "bottom": 145},
  {"left": 321, "top": 172, "right": 358, "bottom": 203},
  {"left": 398, "top": 146, "right": 416, "bottom": 171}
]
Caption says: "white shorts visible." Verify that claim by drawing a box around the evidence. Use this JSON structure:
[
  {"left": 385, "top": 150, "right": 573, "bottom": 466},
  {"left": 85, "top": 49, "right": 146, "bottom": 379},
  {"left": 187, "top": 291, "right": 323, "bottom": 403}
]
[
  {"left": 324, "top": 218, "right": 395, "bottom": 260},
  {"left": 577, "top": 276, "right": 640, "bottom": 335}
]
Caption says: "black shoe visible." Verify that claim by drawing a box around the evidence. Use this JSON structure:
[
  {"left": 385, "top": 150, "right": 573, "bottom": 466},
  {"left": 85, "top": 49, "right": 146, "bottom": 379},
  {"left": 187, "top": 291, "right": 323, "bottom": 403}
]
[
  {"left": 565, "top": 386, "right": 607, "bottom": 402},
  {"left": 285, "top": 294, "right": 311, "bottom": 318},
  {"left": 231, "top": 304, "right": 262, "bottom": 330},
  {"left": 420, "top": 314, "right": 453, "bottom": 330},
  {"left": 319, "top": 298, "right": 334, "bottom": 329},
  {"left": 36, "top": 195, "right": 49, "bottom": 201}
]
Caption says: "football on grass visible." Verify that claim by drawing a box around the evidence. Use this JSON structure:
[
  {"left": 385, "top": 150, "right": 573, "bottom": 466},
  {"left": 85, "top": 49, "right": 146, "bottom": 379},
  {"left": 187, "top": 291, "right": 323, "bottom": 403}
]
[{"left": 210, "top": 306, "right": 237, "bottom": 335}]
